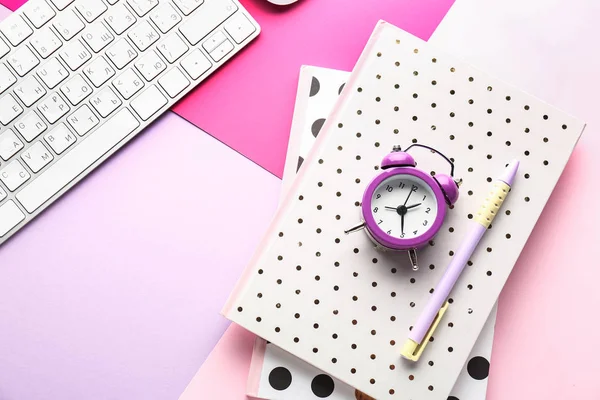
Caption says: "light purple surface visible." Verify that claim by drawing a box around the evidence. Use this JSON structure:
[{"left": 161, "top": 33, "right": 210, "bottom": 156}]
[{"left": 0, "top": 112, "right": 281, "bottom": 400}]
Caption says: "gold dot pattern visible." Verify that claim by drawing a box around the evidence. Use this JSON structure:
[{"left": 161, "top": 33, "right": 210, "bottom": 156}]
[{"left": 228, "top": 24, "right": 584, "bottom": 400}]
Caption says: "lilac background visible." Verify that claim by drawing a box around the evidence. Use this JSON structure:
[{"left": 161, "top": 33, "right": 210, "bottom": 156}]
[{"left": 0, "top": 112, "right": 280, "bottom": 400}]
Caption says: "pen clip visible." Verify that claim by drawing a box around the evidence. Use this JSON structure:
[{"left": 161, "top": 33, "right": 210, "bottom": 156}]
[{"left": 401, "top": 300, "right": 450, "bottom": 362}]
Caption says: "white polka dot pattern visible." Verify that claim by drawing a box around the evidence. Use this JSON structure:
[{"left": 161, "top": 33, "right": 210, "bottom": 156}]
[{"left": 226, "top": 21, "right": 585, "bottom": 400}]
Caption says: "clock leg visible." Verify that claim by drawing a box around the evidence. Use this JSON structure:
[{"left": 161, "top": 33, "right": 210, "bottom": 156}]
[
  {"left": 408, "top": 248, "right": 418, "bottom": 271},
  {"left": 344, "top": 222, "right": 366, "bottom": 235}
]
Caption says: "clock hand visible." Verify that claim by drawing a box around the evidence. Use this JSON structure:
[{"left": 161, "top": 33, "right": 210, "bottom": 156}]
[
  {"left": 401, "top": 212, "right": 405, "bottom": 235},
  {"left": 403, "top": 188, "right": 414, "bottom": 206},
  {"left": 386, "top": 204, "right": 421, "bottom": 212}
]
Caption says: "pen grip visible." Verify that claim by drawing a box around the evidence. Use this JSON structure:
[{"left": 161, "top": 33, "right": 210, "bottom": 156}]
[{"left": 475, "top": 180, "right": 511, "bottom": 228}]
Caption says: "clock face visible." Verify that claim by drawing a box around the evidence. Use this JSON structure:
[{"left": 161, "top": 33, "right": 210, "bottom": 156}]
[{"left": 369, "top": 174, "right": 439, "bottom": 240}]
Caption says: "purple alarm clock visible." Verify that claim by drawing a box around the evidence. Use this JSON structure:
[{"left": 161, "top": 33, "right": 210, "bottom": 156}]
[{"left": 345, "top": 144, "right": 461, "bottom": 271}]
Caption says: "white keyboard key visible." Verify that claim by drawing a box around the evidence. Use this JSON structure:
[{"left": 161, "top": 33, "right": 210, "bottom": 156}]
[
  {"left": 89, "top": 87, "right": 121, "bottom": 117},
  {"left": 15, "top": 111, "right": 47, "bottom": 142},
  {"left": 128, "top": 21, "right": 159, "bottom": 51},
  {"left": 30, "top": 28, "right": 63, "bottom": 59},
  {"left": 106, "top": 39, "right": 138, "bottom": 69},
  {"left": 106, "top": 0, "right": 119, "bottom": 6},
  {"left": 0, "top": 94, "right": 24, "bottom": 125},
  {"left": 1, "top": 14, "right": 34, "bottom": 46},
  {"left": 76, "top": 0, "right": 108, "bottom": 23},
  {"left": 45, "top": 122, "right": 77, "bottom": 153},
  {"left": 209, "top": 39, "right": 234, "bottom": 62},
  {"left": 0, "top": 186, "right": 5, "bottom": 201},
  {"left": 158, "top": 67, "right": 189, "bottom": 98},
  {"left": 0, "top": 160, "right": 30, "bottom": 191},
  {"left": 8, "top": 46, "right": 40, "bottom": 77},
  {"left": 59, "top": 40, "right": 92, "bottom": 71},
  {"left": 224, "top": 13, "right": 256, "bottom": 44},
  {"left": 0, "top": 64, "right": 17, "bottom": 94},
  {"left": 14, "top": 76, "right": 46, "bottom": 107},
  {"left": 104, "top": 3, "right": 136, "bottom": 35},
  {"left": 83, "top": 56, "right": 115, "bottom": 87},
  {"left": 82, "top": 21, "right": 115, "bottom": 52},
  {"left": 127, "top": 0, "right": 159, "bottom": 17},
  {"left": 112, "top": 68, "right": 144, "bottom": 99},
  {"left": 21, "top": 141, "right": 53, "bottom": 173},
  {"left": 37, "top": 92, "right": 70, "bottom": 123},
  {"left": 179, "top": 0, "right": 237, "bottom": 45},
  {"left": 202, "top": 31, "right": 227, "bottom": 53},
  {"left": 61, "top": 74, "right": 93, "bottom": 105},
  {"left": 23, "top": 0, "right": 56, "bottom": 28},
  {"left": 0, "top": 201, "right": 25, "bottom": 237},
  {"left": 0, "top": 129, "right": 24, "bottom": 161},
  {"left": 173, "top": 0, "right": 203, "bottom": 16},
  {"left": 158, "top": 34, "right": 188, "bottom": 63},
  {"left": 0, "top": 38, "right": 9, "bottom": 59},
  {"left": 37, "top": 58, "right": 69, "bottom": 88},
  {"left": 180, "top": 48, "right": 211, "bottom": 79},
  {"left": 53, "top": 10, "right": 85, "bottom": 40},
  {"left": 130, "top": 84, "right": 166, "bottom": 120},
  {"left": 66, "top": 105, "right": 99, "bottom": 136},
  {"left": 135, "top": 50, "right": 166, "bottom": 81},
  {"left": 49, "top": 0, "right": 75, "bottom": 11},
  {"left": 17, "top": 109, "right": 140, "bottom": 213},
  {"left": 150, "top": 3, "right": 182, "bottom": 33}
]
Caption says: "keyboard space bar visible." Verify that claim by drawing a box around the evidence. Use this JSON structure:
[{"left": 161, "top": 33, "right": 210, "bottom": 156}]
[{"left": 17, "top": 109, "right": 140, "bottom": 213}]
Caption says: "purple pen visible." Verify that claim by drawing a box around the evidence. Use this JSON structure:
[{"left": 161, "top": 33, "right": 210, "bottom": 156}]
[{"left": 400, "top": 160, "right": 520, "bottom": 362}]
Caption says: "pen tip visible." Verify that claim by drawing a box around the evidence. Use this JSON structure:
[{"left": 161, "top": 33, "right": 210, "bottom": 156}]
[{"left": 499, "top": 159, "right": 520, "bottom": 186}]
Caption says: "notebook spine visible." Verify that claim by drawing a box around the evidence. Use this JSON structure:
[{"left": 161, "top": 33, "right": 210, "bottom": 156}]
[{"left": 221, "top": 20, "right": 390, "bottom": 317}]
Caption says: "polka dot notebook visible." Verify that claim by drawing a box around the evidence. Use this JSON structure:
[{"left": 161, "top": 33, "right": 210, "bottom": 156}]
[
  {"left": 224, "top": 21, "right": 585, "bottom": 400},
  {"left": 252, "top": 65, "right": 497, "bottom": 400}
]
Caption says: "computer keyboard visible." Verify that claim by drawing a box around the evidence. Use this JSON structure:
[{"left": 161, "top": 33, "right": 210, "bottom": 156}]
[{"left": 0, "top": 0, "right": 260, "bottom": 245}]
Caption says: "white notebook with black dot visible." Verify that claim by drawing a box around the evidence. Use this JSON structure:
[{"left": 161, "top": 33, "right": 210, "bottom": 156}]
[{"left": 224, "top": 21, "right": 585, "bottom": 400}]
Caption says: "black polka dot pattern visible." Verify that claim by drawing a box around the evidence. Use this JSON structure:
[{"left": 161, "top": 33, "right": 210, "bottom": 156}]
[
  {"left": 311, "top": 118, "right": 326, "bottom": 138},
  {"left": 448, "top": 396, "right": 460, "bottom": 400},
  {"left": 467, "top": 356, "right": 490, "bottom": 380},
  {"left": 311, "top": 374, "right": 335, "bottom": 398},
  {"left": 268, "top": 366, "right": 292, "bottom": 391},
  {"left": 310, "top": 76, "right": 320, "bottom": 97}
]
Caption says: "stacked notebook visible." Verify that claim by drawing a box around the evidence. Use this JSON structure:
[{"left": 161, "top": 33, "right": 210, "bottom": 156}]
[
  {"left": 247, "top": 65, "right": 498, "bottom": 400},
  {"left": 224, "top": 21, "right": 585, "bottom": 400}
]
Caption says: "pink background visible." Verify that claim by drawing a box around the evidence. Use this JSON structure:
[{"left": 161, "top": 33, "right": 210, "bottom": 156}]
[
  {"left": 431, "top": 1, "right": 600, "bottom": 399},
  {"left": 0, "top": 0, "right": 22, "bottom": 10},
  {"left": 1, "top": 0, "right": 599, "bottom": 399},
  {"left": 172, "top": 0, "right": 455, "bottom": 177}
]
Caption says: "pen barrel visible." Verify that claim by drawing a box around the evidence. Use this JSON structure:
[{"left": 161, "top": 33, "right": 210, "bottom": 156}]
[
  {"left": 408, "top": 179, "right": 512, "bottom": 344},
  {"left": 474, "top": 180, "right": 511, "bottom": 229},
  {"left": 409, "top": 225, "right": 486, "bottom": 343}
]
